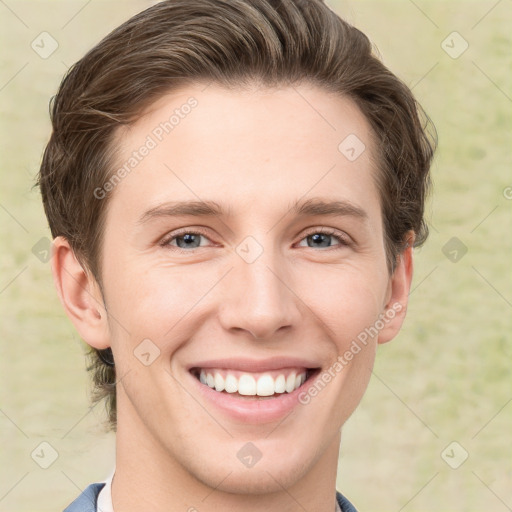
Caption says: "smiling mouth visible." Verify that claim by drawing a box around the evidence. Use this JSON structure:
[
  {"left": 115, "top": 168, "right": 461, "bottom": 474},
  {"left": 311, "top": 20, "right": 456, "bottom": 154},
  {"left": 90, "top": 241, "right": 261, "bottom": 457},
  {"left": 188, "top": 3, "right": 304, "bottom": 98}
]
[{"left": 190, "top": 367, "right": 320, "bottom": 399}]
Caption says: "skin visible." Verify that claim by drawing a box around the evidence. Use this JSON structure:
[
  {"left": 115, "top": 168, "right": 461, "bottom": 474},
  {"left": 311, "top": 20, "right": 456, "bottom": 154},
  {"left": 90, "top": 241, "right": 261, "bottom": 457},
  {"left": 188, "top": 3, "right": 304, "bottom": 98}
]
[{"left": 52, "top": 83, "right": 414, "bottom": 512}]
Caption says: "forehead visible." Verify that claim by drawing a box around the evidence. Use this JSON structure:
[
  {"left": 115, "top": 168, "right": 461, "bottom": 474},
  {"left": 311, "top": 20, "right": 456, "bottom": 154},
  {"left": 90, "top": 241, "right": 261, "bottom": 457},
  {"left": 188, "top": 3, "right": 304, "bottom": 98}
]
[{"left": 107, "top": 83, "right": 381, "bottom": 223}]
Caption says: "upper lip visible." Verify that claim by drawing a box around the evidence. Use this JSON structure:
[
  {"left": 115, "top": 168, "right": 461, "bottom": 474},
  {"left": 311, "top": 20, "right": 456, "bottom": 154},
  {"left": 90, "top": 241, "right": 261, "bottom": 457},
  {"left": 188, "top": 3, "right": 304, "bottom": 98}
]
[{"left": 188, "top": 357, "right": 321, "bottom": 373}]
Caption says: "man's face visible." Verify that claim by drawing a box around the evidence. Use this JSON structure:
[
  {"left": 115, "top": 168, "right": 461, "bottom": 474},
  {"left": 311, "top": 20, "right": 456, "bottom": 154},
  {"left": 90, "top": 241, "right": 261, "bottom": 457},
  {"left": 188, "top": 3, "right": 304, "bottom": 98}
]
[{"left": 98, "top": 83, "right": 403, "bottom": 493}]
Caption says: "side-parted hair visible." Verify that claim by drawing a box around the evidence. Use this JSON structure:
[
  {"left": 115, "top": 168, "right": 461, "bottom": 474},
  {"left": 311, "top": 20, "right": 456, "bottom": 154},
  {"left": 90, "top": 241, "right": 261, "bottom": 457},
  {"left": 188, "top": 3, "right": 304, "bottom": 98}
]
[{"left": 37, "top": 0, "right": 437, "bottom": 430}]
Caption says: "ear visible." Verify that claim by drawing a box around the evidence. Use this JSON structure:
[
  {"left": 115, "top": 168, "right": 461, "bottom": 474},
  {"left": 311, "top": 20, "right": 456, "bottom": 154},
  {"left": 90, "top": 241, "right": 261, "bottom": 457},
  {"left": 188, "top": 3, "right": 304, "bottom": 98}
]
[
  {"left": 51, "top": 236, "right": 111, "bottom": 349},
  {"left": 378, "top": 232, "right": 415, "bottom": 345}
]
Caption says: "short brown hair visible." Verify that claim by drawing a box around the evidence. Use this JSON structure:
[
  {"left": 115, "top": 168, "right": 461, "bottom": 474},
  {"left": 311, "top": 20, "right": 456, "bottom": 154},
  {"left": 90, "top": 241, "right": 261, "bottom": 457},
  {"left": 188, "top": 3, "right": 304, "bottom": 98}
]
[{"left": 37, "top": 0, "right": 437, "bottom": 430}]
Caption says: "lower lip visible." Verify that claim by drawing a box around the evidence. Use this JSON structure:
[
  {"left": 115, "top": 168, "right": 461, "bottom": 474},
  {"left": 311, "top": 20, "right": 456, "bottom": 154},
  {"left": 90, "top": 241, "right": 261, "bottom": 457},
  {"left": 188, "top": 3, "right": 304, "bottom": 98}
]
[{"left": 189, "top": 370, "right": 319, "bottom": 424}]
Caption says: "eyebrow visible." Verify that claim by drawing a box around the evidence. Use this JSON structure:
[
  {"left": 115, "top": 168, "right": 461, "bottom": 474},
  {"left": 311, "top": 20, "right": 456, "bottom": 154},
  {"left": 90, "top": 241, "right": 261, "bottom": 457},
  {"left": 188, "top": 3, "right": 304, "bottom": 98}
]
[
  {"left": 290, "top": 197, "right": 368, "bottom": 220},
  {"left": 137, "top": 197, "right": 368, "bottom": 224},
  {"left": 138, "top": 200, "right": 228, "bottom": 224}
]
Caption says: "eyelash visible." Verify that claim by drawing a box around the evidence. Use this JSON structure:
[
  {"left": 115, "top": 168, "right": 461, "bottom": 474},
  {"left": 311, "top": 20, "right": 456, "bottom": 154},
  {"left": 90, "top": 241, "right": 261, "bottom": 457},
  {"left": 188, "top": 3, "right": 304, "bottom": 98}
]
[{"left": 159, "top": 227, "right": 352, "bottom": 253}]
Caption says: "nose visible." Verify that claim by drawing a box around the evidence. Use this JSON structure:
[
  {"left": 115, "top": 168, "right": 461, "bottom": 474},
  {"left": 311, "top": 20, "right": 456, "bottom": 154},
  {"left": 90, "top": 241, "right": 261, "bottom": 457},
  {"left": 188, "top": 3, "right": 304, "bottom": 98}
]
[{"left": 217, "top": 248, "right": 302, "bottom": 340}]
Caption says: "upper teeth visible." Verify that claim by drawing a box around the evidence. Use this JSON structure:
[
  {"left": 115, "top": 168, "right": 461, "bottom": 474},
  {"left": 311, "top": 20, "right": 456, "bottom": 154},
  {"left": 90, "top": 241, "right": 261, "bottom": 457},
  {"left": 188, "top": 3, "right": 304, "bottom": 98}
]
[{"left": 198, "top": 369, "right": 307, "bottom": 396}]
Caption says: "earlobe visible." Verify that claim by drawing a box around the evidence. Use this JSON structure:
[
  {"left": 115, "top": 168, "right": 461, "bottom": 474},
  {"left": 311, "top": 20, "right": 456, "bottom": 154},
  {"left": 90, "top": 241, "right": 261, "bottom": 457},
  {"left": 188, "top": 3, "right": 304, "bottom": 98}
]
[
  {"left": 51, "top": 236, "right": 111, "bottom": 350},
  {"left": 378, "top": 233, "right": 415, "bottom": 345}
]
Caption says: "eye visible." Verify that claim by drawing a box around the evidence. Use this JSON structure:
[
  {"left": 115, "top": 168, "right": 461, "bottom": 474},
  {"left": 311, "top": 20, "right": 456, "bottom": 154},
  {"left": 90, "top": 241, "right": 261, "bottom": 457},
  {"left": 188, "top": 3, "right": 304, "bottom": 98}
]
[
  {"left": 296, "top": 228, "right": 351, "bottom": 249},
  {"left": 159, "top": 227, "right": 351, "bottom": 253},
  {"left": 160, "top": 229, "right": 214, "bottom": 251}
]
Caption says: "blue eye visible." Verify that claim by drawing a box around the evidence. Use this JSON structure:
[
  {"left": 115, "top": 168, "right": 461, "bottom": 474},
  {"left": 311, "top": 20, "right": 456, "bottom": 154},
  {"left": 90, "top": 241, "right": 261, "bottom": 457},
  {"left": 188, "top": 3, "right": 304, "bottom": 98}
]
[
  {"left": 160, "top": 228, "right": 350, "bottom": 253},
  {"left": 164, "top": 231, "right": 211, "bottom": 250},
  {"left": 297, "top": 229, "right": 350, "bottom": 249}
]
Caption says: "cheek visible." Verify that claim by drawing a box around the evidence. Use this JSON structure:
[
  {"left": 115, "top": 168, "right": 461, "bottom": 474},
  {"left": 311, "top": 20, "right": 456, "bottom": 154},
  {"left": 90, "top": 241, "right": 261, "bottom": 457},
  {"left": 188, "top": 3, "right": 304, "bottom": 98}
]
[
  {"left": 103, "top": 243, "right": 389, "bottom": 358},
  {"left": 104, "top": 261, "right": 217, "bottom": 350},
  {"left": 295, "top": 263, "right": 387, "bottom": 345}
]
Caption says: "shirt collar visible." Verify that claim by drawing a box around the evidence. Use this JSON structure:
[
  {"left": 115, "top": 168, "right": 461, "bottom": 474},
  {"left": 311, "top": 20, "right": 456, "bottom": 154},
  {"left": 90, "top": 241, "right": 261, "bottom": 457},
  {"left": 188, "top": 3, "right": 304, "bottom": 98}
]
[{"left": 96, "top": 471, "right": 114, "bottom": 512}]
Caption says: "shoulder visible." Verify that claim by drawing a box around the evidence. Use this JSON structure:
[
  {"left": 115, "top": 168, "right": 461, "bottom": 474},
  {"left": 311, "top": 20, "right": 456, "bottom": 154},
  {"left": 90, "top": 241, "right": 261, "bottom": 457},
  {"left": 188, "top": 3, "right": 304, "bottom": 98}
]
[
  {"left": 63, "top": 483, "right": 105, "bottom": 512},
  {"left": 336, "top": 491, "right": 358, "bottom": 512}
]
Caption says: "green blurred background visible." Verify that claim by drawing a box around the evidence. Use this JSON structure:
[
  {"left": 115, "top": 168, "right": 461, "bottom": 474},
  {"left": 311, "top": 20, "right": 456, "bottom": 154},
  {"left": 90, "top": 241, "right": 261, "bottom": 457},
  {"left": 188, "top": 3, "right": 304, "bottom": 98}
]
[{"left": 0, "top": 1, "right": 510, "bottom": 510}]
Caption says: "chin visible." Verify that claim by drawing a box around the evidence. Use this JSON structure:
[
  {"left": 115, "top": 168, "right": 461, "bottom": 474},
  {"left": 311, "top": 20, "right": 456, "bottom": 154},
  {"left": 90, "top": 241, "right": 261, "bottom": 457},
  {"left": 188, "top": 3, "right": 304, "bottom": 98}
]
[
  {"left": 195, "top": 463, "right": 308, "bottom": 496},
  {"left": 178, "top": 437, "right": 318, "bottom": 496}
]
